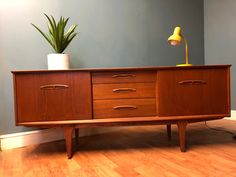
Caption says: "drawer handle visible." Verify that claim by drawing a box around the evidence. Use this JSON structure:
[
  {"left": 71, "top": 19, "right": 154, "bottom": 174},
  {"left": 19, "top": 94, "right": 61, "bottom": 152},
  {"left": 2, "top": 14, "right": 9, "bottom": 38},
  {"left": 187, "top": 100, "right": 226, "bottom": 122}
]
[
  {"left": 112, "top": 74, "right": 136, "bottom": 78},
  {"left": 179, "top": 80, "right": 206, "bottom": 85},
  {"left": 40, "top": 84, "right": 69, "bottom": 90},
  {"left": 113, "top": 105, "right": 137, "bottom": 110},
  {"left": 113, "top": 88, "right": 137, "bottom": 92}
]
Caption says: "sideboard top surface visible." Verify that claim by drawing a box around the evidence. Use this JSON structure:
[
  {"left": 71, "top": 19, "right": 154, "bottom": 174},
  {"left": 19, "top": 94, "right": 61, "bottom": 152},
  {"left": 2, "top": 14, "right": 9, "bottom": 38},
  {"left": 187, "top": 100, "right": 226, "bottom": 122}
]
[{"left": 11, "top": 65, "right": 231, "bottom": 74}]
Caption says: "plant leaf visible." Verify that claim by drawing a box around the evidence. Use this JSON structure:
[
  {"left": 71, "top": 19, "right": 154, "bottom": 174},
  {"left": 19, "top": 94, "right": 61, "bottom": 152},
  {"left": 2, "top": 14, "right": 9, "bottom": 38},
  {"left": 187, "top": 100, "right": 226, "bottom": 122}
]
[
  {"left": 61, "top": 33, "right": 77, "bottom": 52},
  {"left": 65, "top": 24, "right": 78, "bottom": 39},
  {"left": 31, "top": 23, "right": 51, "bottom": 45}
]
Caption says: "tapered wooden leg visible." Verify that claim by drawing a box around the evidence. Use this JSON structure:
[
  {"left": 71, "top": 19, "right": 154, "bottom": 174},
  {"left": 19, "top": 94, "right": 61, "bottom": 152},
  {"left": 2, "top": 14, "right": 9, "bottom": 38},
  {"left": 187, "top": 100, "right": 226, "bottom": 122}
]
[
  {"left": 177, "top": 121, "right": 188, "bottom": 152},
  {"left": 75, "top": 128, "right": 79, "bottom": 146},
  {"left": 64, "top": 126, "right": 74, "bottom": 159},
  {"left": 166, "top": 124, "right": 171, "bottom": 141}
]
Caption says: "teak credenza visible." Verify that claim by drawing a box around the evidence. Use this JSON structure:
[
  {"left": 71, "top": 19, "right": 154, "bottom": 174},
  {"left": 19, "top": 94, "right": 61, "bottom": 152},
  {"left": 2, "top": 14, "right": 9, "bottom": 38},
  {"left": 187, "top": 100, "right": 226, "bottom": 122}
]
[{"left": 12, "top": 65, "right": 231, "bottom": 158}]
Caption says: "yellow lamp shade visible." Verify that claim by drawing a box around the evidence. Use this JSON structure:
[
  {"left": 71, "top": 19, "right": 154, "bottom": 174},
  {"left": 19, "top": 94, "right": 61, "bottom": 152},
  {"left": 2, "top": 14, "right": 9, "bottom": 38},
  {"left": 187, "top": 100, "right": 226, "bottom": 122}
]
[{"left": 168, "top": 26, "right": 182, "bottom": 46}]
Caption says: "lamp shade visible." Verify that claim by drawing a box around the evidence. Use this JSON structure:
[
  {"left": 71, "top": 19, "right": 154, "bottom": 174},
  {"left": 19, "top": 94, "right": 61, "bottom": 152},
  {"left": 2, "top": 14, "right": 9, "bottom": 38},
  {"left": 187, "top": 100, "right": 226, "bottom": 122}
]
[{"left": 168, "top": 26, "right": 182, "bottom": 46}]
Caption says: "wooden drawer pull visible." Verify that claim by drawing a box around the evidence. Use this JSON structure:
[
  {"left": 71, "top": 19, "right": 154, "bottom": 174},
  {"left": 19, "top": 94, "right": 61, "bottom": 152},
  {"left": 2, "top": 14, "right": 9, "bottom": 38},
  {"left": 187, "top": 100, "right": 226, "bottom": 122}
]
[
  {"left": 40, "top": 84, "right": 69, "bottom": 90},
  {"left": 179, "top": 80, "right": 206, "bottom": 85},
  {"left": 112, "top": 74, "right": 136, "bottom": 78},
  {"left": 113, "top": 105, "right": 137, "bottom": 110},
  {"left": 113, "top": 88, "right": 136, "bottom": 92}
]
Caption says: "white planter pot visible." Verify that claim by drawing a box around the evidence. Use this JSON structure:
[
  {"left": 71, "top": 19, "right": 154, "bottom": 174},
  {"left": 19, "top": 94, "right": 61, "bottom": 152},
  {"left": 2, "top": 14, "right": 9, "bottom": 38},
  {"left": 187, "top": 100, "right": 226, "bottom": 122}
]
[{"left": 47, "top": 54, "right": 70, "bottom": 70}]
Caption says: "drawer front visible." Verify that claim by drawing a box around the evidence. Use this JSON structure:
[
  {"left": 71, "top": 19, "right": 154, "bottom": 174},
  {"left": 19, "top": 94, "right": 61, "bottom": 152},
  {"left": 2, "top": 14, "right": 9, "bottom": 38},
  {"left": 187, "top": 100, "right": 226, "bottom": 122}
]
[
  {"left": 93, "top": 83, "right": 156, "bottom": 100},
  {"left": 93, "top": 98, "right": 156, "bottom": 118},
  {"left": 14, "top": 72, "right": 92, "bottom": 122},
  {"left": 92, "top": 71, "right": 156, "bottom": 84}
]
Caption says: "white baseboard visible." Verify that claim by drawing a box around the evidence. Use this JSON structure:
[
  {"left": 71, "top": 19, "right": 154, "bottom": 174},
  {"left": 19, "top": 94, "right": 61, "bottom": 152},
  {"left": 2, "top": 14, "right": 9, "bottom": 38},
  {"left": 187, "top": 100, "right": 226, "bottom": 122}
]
[
  {"left": 0, "top": 128, "right": 64, "bottom": 151},
  {"left": 0, "top": 126, "right": 122, "bottom": 151},
  {"left": 224, "top": 110, "right": 236, "bottom": 120},
  {"left": 1, "top": 110, "right": 236, "bottom": 151}
]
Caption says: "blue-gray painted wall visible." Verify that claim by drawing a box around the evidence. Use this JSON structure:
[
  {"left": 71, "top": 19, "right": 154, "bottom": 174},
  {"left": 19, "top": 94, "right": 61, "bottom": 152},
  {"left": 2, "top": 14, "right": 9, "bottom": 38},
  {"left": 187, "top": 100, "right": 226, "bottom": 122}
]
[
  {"left": 0, "top": 0, "right": 204, "bottom": 134},
  {"left": 204, "top": 0, "right": 236, "bottom": 109}
]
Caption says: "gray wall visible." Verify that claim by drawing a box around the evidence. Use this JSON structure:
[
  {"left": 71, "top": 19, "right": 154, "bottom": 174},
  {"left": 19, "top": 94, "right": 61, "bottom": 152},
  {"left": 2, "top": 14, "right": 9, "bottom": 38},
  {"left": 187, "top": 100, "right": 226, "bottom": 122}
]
[
  {"left": 204, "top": 0, "right": 236, "bottom": 109},
  {"left": 0, "top": 0, "right": 204, "bottom": 134}
]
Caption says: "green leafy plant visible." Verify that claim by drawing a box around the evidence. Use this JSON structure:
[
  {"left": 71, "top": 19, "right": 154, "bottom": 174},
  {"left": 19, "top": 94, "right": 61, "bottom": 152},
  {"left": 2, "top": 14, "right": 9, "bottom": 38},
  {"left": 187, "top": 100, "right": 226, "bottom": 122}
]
[{"left": 31, "top": 14, "right": 78, "bottom": 53}]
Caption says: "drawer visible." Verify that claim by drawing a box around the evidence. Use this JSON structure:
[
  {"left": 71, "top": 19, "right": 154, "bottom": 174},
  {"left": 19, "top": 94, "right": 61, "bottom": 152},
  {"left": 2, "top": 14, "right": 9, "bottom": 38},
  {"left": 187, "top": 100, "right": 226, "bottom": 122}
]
[
  {"left": 93, "top": 98, "right": 156, "bottom": 118},
  {"left": 92, "top": 71, "right": 156, "bottom": 84},
  {"left": 93, "top": 83, "right": 156, "bottom": 100}
]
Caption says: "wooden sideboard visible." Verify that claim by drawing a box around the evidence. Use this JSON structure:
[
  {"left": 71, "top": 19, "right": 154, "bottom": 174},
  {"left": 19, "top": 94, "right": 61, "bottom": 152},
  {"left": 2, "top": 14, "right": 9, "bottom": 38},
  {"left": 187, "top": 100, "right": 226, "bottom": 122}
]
[{"left": 12, "top": 65, "right": 231, "bottom": 158}]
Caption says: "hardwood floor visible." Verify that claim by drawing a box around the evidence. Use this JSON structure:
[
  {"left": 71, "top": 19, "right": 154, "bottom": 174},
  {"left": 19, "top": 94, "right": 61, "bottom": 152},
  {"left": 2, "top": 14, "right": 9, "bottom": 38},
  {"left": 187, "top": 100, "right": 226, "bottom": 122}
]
[{"left": 1, "top": 119, "right": 236, "bottom": 177}]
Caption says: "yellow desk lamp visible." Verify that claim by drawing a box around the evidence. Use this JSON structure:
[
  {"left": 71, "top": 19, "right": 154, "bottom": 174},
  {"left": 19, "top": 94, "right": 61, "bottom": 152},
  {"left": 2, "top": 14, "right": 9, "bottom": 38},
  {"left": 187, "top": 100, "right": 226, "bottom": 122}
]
[{"left": 168, "top": 26, "right": 192, "bottom": 66}]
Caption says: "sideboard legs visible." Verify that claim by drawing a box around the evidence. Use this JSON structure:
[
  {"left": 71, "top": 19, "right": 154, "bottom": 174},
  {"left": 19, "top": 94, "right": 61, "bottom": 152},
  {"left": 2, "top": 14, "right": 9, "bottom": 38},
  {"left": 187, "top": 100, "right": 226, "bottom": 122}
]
[
  {"left": 177, "top": 121, "right": 188, "bottom": 152},
  {"left": 75, "top": 128, "right": 79, "bottom": 146},
  {"left": 63, "top": 122, "right": 188, "bottom": 158},
  {"left": 166, "top": 124, "right": 172, "bottom": 141},
  {"left": 64, "top": 126, "right": 74, "bottom": 159}
]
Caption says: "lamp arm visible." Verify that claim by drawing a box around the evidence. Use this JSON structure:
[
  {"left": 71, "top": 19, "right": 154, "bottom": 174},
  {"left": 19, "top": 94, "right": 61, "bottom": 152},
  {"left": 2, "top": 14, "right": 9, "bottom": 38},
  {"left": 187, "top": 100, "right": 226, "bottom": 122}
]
[{"left": 182, "top": 34, "right": 189, "bottom": 64}]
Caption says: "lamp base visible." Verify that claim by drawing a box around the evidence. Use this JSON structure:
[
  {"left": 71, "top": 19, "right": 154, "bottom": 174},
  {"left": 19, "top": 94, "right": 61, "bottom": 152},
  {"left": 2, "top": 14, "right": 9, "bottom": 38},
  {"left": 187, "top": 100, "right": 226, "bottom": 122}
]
[{"left": 176, "top": 63, "right": 193, "bottom": 67}]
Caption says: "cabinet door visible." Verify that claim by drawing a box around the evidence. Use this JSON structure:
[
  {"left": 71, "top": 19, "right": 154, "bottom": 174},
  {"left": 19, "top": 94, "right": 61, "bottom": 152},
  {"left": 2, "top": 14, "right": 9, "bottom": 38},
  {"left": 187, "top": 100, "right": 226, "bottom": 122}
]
[
  {"left": 14, "top": 72, "right": 92, "bottom": 123},
  {"left": 157, "top": 68, "right": 230, "bottom": 116}
]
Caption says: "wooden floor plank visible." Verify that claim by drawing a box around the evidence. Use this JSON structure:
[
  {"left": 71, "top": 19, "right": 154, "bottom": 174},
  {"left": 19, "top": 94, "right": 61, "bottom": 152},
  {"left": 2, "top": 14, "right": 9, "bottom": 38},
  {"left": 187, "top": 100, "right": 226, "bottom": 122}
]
[{"left": 1, "top": 119, "right": 236, "bottom": 177}]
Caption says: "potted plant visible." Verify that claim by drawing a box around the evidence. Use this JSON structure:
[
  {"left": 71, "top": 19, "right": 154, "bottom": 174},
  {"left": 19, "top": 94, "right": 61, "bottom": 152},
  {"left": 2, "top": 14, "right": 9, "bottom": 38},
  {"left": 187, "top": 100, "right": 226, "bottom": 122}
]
[{"left": 31, "top": 14, "right": 78, "bottom": 70}]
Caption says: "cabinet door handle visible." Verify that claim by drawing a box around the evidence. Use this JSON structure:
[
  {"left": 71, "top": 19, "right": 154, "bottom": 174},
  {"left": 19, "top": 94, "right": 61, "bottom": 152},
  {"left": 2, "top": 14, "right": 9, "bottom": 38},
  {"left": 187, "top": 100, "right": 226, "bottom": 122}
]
[
  {"left": 40, "top": 84, "right": 69, "bottom": 90},
  {"left": 113, "top": 88, "right": 136, "bottom": 92},
  {"left": 112, "top": 74, "right": 136, "bottom": 78},
  {"left": 178, "top": 80, "right": 206, "bottom": 85},
  {"left": 113, "top": 105, "right": 137, "bottom": 110}
]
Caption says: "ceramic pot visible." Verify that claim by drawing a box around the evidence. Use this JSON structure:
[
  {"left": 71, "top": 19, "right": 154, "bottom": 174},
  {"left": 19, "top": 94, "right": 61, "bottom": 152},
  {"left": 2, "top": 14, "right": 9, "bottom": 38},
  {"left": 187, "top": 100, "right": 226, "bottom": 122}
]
[{"left": 47, "top": 53, "right": 70, "bottom": 70}]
